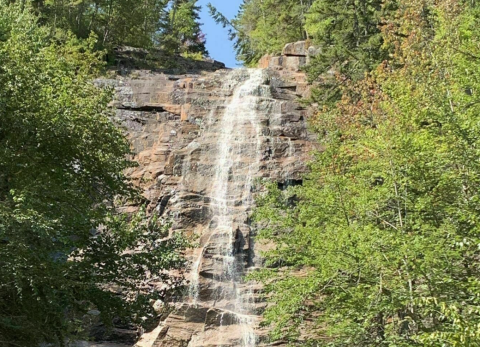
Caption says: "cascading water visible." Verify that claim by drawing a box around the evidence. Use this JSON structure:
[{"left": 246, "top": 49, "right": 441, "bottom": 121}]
[
  {"left": 188, "top": 68, "right": 270, "bottom": 346},
  {"left": 110, "top": 55, "right": 312, "bottom": 347}
]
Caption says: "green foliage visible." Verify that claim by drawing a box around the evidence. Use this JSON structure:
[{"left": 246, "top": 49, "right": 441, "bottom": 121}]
[
  {"left": 158, "top": 0, "right": 208, "bottom": 56},
  {"left": 234, "top": 0, "right": 309, "bottom": 65},
  {"left": 253, "top": 0, "right": 480, "bottom": 345},
  {"left": 8, "top": 0, "right": 208, "bottom": 56},
  {"left": 305, "top": 0, "right": 397, "bottom": 106},
  {"left": 0, "top": 3, "right": 187, "bottom": 346},
  {"left": 219, "top": 0, "right": 394, "bottom": 108},
  {"left": 209, "top": 0, "right": 311, "bottom": 66},
  {"left": 30, "top": 0, "right": 170, "bottom": 49},
  {"left": 216, "top": 0, "right": 392, "bottom": 75}
]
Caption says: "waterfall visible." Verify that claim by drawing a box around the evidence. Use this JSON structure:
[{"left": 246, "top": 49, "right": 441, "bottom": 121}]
[
  {"left": 188, "top": 68, "right": 269, "bottom": 347},
  {"left": 110, "top": 55, "right": 312, "bottom": 347}
]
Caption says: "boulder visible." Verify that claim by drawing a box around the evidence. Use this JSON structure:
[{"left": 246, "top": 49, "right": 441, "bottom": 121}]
[{"left": 282, "top": 41, "right": 308, "bottom": 56}]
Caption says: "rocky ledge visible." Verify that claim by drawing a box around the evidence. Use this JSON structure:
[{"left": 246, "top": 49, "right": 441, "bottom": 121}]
[{"left": 258, "top": 40, "right": 320, "bottom": 72}]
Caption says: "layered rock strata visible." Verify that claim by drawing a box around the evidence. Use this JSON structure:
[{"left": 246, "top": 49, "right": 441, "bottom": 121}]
[
  {"left": 100, "top": 48, "right": 314, "bottom": 347},
  {"left": 258, "top": 40, "right": 320, "bottom": 72}
]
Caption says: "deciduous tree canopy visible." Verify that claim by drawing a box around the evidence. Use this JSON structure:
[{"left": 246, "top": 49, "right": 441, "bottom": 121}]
[
  {"left": 0, "top": 3, "right": 188, "bottom": 346},
  {"left": 253, "top": 0, "right": 480, "bottom": 345}
]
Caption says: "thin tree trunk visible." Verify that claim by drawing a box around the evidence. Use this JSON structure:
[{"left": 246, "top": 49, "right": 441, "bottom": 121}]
[
  {"left": 89, "top": 3, "right": 99, "bottom": 32},
  {"left": 300, "top": 0, "right": 310, "bottom": 39},
  {"left": 103, "top": 0, "right": 114, "bottom": 45}
]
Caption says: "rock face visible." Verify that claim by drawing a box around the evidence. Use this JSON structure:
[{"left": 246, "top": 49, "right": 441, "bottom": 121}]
[
  {"left": 102, "top": 50, "right": 314, "bottom": 347},
  {"left": 258, "top": 40, "right": 320, "bottom": 72}
]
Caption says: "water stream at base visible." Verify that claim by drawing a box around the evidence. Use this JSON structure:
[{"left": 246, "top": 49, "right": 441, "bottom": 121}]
[{"left": 189, "top": 68, "right": 270, "bottom": 347}]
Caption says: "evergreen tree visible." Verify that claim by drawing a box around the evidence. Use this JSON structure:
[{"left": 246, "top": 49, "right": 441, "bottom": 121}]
[
  {"left": 28, "top": 0, "right": 170, "bottom": 49},
  {"left": 305, "top": 0, "right": 397, "bottom": 106},
  {"left": 209, "top": 0, "right": 310, "bottom": 66},
  {"left": 12, "top": 0, "right": 209, "bottom": 56},
  {"left": 158, "top": 0, "right": 207, "bottom": 57},
  {"left": 213, "top": 0, "right": 391, "bottom": 75}
]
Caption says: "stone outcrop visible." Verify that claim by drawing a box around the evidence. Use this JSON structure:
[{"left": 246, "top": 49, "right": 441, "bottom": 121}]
[
  {"left": 112, "top": 46, "right": 226, "bottom": 73},
  {"left": 258, "top": 40, "right": 320, "bottom": 72},
  {"left": 97, "top": 43, "right": 315, "bottom": 347}
]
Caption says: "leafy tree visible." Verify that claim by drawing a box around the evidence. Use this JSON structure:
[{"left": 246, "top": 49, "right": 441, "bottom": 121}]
[
  {"left": 13, "top": 0, "right": 209, "bottom": 56},
  {"left": 0, "top": 3, "right": 187, "bottom": 346},
  {"left": 253, "top": 0, "right": 480, "bottom": 345},
  {"left": 211, "top": 0, "right": 392, "bottom": 75},
  {"left": 26, "top": 0, "right": 170, "bottom": 49}
]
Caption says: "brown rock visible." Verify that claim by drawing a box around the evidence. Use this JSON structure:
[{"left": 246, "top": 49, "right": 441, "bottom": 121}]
[
  {"left": 282, "top": 41, "right": 308, "bottom": 56},
  {"left": 258, "top": 55, "right": 272, "bottom": 69},
  {"left": 99, "top": 57, "right": 316, "bottom": 347},
  {"left": 181, "top": 104, "right": 191, "bottom": 121}
]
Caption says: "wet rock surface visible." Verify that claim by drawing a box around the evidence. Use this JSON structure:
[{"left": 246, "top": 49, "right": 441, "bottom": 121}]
[{"left": 100, "top": 56, "right": 315, "bottom": 346}]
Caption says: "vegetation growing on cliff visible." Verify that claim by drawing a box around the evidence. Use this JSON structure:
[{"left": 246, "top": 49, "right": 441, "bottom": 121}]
[
  {"left": 209, "top": 0, "right": 310, "bottom": 65},
  {"left": 158, "top": 0, "right": 208, "bottom": 57},
  {"left": 253, "top": 0, "right": 480, "bottom": 345},
  {"left": 304, "top": 0, "right": 397, "bottom": 106},
  {"left": 0, "top": 3, "right": 188, "bottom": 346},
  {"left": 12, "top": 0, "right": 207, "bottom": 56},
  {"left": 211, "top": 0, "right": 395, "bottom": 102}
]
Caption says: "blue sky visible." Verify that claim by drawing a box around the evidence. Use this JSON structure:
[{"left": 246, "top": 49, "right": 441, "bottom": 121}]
[{"left": 198, "top": 0, "right": 243, "bottom": 68}]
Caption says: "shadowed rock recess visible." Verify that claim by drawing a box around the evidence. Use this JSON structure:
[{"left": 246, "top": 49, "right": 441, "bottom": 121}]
[{"left": 101, "top": 44, "right": 315, "bottom": 347}]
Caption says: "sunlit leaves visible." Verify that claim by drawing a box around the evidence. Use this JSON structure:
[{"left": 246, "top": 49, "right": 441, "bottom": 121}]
[
  {"left": 254, "top": 1, "right": 480, "bottom": 346},
  {"left": 0, "top": 4, "right": 187, "bottom": 346}
]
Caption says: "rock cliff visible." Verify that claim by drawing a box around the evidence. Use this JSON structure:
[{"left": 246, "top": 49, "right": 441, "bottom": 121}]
[{"left": 99, "top": 42, "right": 315, "bottom": 347}]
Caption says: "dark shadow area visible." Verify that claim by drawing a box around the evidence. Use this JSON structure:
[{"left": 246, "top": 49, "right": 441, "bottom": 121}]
[{"left": 277, "top": 179, "right": 303, "bottom": 191}]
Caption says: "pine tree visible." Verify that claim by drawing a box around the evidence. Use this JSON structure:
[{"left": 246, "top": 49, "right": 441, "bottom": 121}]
[
  {"left": 209, "top": 0, "right": 310, "bottom": 65},
  {"left": 305, "top": 0, "right": 397, "bottom": 106},
  {"left": 158, "top": 0, "right": 207, "bottom": 56},
  {"left": 26, "top": 0, "right": 170, "bottom": 49}
]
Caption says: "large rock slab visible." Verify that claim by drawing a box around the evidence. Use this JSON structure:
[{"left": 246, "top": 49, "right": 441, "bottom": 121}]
[
  {"left": 282, "top": 41, "right": 309, "bottom": 56},
  {"left": 259, "top": 41, "right": 321, "bottom": 72}
]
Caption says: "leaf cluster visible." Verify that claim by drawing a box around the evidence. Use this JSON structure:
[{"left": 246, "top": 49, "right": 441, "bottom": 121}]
[
  {"left": 11, "top": 0, "right": 208, "bottom": 57},
  {"left": 209, "top": 0, "right": 310, "bottom": 66},
  {"left": 158, "top": 0, "right": 208, "bottom": 56}
]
